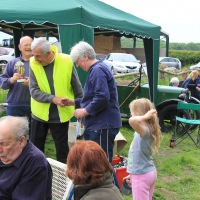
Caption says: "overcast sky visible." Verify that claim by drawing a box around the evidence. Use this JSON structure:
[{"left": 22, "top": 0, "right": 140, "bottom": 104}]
[
  {"left": 0, "top": 0, "right": 199, "bottom": 44},
  {"left": 101, "top": 0, "right": 200, "bottom": 43}
]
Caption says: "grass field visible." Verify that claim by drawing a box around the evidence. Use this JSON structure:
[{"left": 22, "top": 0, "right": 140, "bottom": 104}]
[{"left": 120, "top": 122, "right": 200, "bottom": 200}]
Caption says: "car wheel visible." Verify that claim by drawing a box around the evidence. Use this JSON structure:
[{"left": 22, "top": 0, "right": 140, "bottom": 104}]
[
  {"left": 111, "top": 66, "right": 116, "bottom": 75},
  {"left": 158, "top": 103, "right": 190, "bottom": 133},
  {"left": 0, "top": 60, "right": 8, "bottom": 64}
]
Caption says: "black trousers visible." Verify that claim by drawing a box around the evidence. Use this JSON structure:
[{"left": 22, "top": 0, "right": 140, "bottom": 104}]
[{"left": 30, "top": 118, "right": 69, "bottom": 164}]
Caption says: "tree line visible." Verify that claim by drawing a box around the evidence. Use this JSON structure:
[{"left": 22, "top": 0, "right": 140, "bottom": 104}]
[
  {"left": 162, "top": 42, "right": 200, "bottom": 51},
  {"left": 121, "top": 37, "right": 200, "bottom": 66},
  {"left": 121, "top": 37, "right": 200, "bottom": 51}
]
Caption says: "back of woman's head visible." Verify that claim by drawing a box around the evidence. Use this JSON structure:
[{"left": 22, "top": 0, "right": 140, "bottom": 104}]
[
  {"left": 66, "top": 140, "right": 113, "bottom": 186},
  {"left": 129, "top": 98, "right": 161, "bottom": 153}
]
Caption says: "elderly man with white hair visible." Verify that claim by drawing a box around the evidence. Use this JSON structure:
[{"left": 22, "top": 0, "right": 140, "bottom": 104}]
[
  {"left": 0, "top": 116, "right": 52, "bottom": 200},
  {"left": 169, "top": 77, "right": 179, "bottom": 87}
]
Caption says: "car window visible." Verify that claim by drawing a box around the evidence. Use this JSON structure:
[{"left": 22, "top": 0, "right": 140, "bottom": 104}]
[
  {"left": 161, "top": 58, "right": 168, "bottom": 62},
  {"left": 174, "top": 59, "right": 178, "bottom": 63},
  {"left": 107, "top": 54, "right": 113, "bottom": 60},
  {"left": 114, "top": 54, "right": 137, "bottom": 62},
  {"left": 96, "top": 54, "right": 106, "bottom": 61},
  {"left": 0, "top": 48, "right": 8, "bottom": 55}
]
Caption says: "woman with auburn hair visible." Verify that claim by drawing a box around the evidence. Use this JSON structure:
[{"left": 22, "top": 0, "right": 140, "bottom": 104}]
[{"left": 66, "top": 140, "right": 123, "bottom": 200}]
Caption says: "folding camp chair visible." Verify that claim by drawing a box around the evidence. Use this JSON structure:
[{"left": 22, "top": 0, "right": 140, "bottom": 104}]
[
  {"left": 174, "top": 102, "right": 200, "bottom": 148},
  {"left": 47, "top": 158, "right": 74, "bottom": 200}
]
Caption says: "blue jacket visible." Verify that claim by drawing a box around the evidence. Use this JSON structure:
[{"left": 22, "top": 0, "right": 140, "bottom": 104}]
[
  {"left": 0, "top": 56, "right": 30, "bottom": 106},
  {"left": 75, "top": 61, "right": 122, "bottom": 131},
  {"left": 0, "top": 141, "right": 52, "bottom": 200},
  {"left": 182, "top": 77, "right": 200, "bottom": 99}
]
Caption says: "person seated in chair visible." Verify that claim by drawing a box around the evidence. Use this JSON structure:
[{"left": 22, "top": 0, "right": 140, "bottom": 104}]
[
  {"left": 0, "top": 116, "right": 52, "bottom": 200},
  {"left": 182, "top": 70, "right": 200, "bottom": 99},
  {"left": 169, "top": 77, "right": 179, "bottom": 87}
]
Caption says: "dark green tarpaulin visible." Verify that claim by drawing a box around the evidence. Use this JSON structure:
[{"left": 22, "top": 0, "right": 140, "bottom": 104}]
[{"left": 0, "top": 0, "right": 161, "bottom": 104}]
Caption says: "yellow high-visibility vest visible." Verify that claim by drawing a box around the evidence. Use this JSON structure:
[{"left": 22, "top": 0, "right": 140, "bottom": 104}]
[{"left": 30, "top": 45, "right": 74, "bottom": 122}]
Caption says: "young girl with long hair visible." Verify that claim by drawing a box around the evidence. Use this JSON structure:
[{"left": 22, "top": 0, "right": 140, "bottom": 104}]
[{"left": 124, "top": 98, "right": 161, "bottom": 200}]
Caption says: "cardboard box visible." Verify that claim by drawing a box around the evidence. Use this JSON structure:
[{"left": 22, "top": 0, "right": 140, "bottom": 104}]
[{"left": 113, "top": 131, "right": 127, "bottom": 153}]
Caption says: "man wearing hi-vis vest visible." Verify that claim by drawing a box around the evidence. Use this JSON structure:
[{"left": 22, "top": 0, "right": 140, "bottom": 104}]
[{"left": 29, "top": 37, "right": 83, "bottom": 163}]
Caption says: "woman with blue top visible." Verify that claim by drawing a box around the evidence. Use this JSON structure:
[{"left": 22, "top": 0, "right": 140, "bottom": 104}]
[{"left": 182, "top": 70, "right": 200, "bottom": 99}]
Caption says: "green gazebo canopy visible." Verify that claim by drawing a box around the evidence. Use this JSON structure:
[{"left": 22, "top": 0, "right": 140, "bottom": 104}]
[{"left": 0, "top": 0, "right": 161, "bottom": 104}]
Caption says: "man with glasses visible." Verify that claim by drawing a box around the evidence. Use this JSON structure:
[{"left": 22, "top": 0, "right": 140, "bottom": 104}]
[{"left": 0, "top": 36, "right": 33, "bottom": 128}]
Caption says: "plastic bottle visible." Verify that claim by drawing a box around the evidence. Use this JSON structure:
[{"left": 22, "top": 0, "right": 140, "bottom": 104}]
[{"left": 170, "top": 135, "right": 175, "bottom": 148}]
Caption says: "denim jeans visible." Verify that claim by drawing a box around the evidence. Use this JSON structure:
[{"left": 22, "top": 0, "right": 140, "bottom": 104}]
[{"left": 84, "top": 128, "right": 119, "bottom": 163}]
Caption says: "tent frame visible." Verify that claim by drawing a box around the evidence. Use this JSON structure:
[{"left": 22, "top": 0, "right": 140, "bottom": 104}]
[{"left": 0, "top": 0, "right": 162, "bottom": 104}]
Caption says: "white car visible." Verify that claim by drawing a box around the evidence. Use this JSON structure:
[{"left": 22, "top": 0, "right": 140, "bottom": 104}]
[
  {"left": 189, "top": 62, "right": 200, "bottom": 70},
  {"left": 0, "top": 49, "right": 15, "bottom": 64},
  {"left": 142, "top": 57, "right": 182, "bottom": 70},
  {"left": 104, "top": 53, "right": 140, "bottom": 74}
]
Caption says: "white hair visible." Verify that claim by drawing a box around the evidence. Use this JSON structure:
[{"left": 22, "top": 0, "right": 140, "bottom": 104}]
[
  {"left": 170, "top": 77, "right": 179, "bottom": 84},
  {"left": 70, "top": 41, "right": 96, "bottom": 62},
  {"left": 19, "top": 36, "right": 33, "bottom": 44},
  {"left": 31, "top": 37, "right": 51, "bottom": 54},
  {"left": 0, "top": 116, "right": 29, "bottom": 140}
]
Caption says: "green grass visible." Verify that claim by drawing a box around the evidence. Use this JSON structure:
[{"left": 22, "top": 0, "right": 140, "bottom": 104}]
[
  {"left": 0, "top": 89, "right": 8, "bottom": 103},
  {"left": 154, "top": 137, "right": 200, "bottom": 200},
  {"left": 45, "top": 133, "right": 56, "bottom": 160},
  {"left": 0, "top": 89, "right": 7, "bottom": 117}
]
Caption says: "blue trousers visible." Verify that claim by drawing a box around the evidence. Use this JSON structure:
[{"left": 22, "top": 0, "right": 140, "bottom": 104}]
[
  {"left": 84, "top": 128, "right": 120, "bottom": 189},
  {"left": 6, "top": 105, "right": 31, "bottom": 134},
  {"left": 83, "top": 128, "right": 119, "bottom": 163}
]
